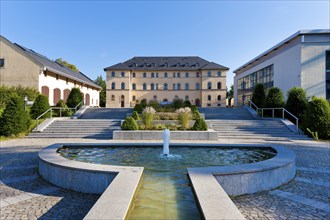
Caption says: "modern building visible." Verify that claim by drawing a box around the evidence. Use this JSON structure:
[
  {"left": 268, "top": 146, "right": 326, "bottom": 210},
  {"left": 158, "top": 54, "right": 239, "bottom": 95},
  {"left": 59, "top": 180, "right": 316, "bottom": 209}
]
[
  {"left": 233, "top": 29, "right": 330, "bottom": 106},
  {"left": 0, "top": 35, "right": 101, "bottom": 106},
  {"left": 104, "top": 56, "right": 228, "bottom": 108}
]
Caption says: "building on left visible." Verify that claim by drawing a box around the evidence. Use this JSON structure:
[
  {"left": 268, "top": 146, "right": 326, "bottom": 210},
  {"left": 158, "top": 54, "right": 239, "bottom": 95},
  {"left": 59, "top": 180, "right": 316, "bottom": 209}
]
[{"left": 0, "top": 35, "right": 101, "bottom": 106}]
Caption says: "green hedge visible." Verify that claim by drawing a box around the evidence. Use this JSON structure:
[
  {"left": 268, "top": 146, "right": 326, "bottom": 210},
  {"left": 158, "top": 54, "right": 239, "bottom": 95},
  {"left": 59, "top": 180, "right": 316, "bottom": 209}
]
[
  {"left": 285, "top": 87, "right": 307, "bottom": 120},
  {"left": 66, "top": 88, "right": 83, "bottom": 108},
  {"left": 30, "top": 94, "right": 50, "bottom": 119}
]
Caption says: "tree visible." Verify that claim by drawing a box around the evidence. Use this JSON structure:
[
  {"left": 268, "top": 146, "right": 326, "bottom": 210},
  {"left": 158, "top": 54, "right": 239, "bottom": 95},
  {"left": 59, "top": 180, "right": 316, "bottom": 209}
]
[
  {"left": 30, "top": 94, "right": 51, "bottom": 119},
  {"left": 66, "top": 88, "right": 83, "bottom": 108},
  {"left": 265, "top": 87, "right": 284, "bottom": 108},
  {"left": 303, "top": 97, "right": 330, "bottom": 139},
  {"left": 251, "top": 83, "right": 266, "bottom": 107},
  {"left": 55, "top": 58, "right": 79, "bottom": 72},
  {"left": 0, "top": 94, "right": 30, "bottom": 136},
  {"left": 285, "top": 87, "right": 307, "bottom": 120},
  {"left": 94, "top": 75, "right": 106, "bottom": 107},
  {"left": 226, "top": 85, "right": 234, "bottom": 107}
]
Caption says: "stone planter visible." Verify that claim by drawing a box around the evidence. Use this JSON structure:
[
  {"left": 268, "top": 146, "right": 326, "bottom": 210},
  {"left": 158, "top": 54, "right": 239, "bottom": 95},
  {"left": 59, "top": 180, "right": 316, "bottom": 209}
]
[{"left": 113, "top": 130, "right": 218, "bottom": 140}]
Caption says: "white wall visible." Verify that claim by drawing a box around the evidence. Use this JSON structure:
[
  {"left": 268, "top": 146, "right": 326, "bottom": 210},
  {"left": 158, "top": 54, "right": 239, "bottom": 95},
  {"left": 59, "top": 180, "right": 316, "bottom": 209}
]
[
  {"left": 301, "top": 43, "right": 330, "bottom": 99},
  {"left": 234, "top": 43, "right": 301, "bottom": 106},
  {"left": 39, "top": 72, "right": 100, "bottom": 106}
]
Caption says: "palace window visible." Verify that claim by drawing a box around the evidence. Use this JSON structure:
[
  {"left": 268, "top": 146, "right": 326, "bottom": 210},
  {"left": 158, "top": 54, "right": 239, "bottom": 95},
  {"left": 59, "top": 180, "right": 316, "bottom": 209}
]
[
  {"left": 173, "top": 72, "right": 176, "bottom": 78},
  {"left": 132, "top": 72, "right": 136, "bottom": 78},
  {"left": 217, "top": 82, "right": 222, "bottom": 89},
  {"left": 111, "top": 82, "right": 115, "bottom": 89},
  {"left": 164, "top": 83, "right": 168, "bottom": 90},
  {"left": 0, "top": 58, "right": 4, "bottom": 68},
  {"left": 196, "top": 72, "right": 200, "bottom": 77},
  {"left": 196, "top": 83, "right": 200, "bottom": 90},
  {"left": 111, "top": 72, "right": 115, "bottom": 77},
  {"left": 208, "top": 71, "right": 211, "bottom": 77},
  {"left": 207, "top": 82, "right": 212, "bottom": 89},
  {"left": 177, "top": 72, "right": 181, "bottom": 78},
  {"left": 143, "top": 83, "right": 147, "bottom": 90},
  {"left": 151, "top": 72, "right": 155, "bottom": 78},
  {"left": 164, "top": 72, "right": 168, "bottom": 78},
  {"left": 208, "top": 95, "right": 211, "bottom": 101},
  {"left": 185, "top": 72, "right": 189, "bottom": 78},
  {"left": 132, "top": 83, "right": 136, "bottom": 90},
  {"left": 217, "top": 95, "right": 221, "bottom": 101},
  {"left": 111, "top": 95, "right": 115, "bottom": 101},
  {"left": 217, "top": 71, "right": 222, "bottom": 77},
  {"left": 121, "top": 72, "right": 125, "bottom": 77},
  {"left": 185, "top": 95, "right": 189, "bottom": 101},
  {"left": 132, "top": 96, "right": 136, "bottom": 101},
  {"left": 121, "top": 82, "right": 125, "bottom": 89},
  {"left": 173, "top": 83, "right": 176, "bottom": 90},
  {"left": 151, "top": 83, "right": 155, "bottom": 90},
  {"left": 185, "top": 83, "right": 189, "bottom": 91},
  {"left": 143, "top": 72, "right": 146, "bottom": 78},
  {"left": 177, "top": 83, "right": 181, "bottom": 90}
]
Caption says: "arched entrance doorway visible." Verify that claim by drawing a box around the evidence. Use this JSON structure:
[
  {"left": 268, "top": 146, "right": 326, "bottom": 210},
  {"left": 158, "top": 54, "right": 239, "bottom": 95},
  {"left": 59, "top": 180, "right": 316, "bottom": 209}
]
[
  {"left": 53, "top": 88, "right": 61, "bottom": 105},
  {"left": 121, "top": 95, "right": 125, "bottom": 107},
  {"left": 195, "top": 99, "right": 200, "bottom": 107}
]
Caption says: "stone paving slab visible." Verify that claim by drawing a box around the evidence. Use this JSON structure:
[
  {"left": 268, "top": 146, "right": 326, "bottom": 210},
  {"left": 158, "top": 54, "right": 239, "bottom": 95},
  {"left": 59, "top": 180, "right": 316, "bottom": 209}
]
[{"left": 0, "top": 137, "right": 329, "bottom": 219}]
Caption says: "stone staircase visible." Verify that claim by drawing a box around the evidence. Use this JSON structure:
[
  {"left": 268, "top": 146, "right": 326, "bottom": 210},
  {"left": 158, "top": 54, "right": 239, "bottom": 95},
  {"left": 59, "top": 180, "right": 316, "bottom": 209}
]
[
  {"left": 211, "top": 119, "right": 310, "bottom": 140},
  {"left": 28, "top": 119, "right": 121, "bottom": 139}
]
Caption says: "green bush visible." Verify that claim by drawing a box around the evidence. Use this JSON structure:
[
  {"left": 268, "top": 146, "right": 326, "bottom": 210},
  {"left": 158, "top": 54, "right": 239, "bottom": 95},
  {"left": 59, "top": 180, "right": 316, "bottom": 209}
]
[
  {"left": 303, "top": 97, "right": 330, "bottom": 139},
  {"left": 176, "top": 107, "right": 191, "bottom": 129},
  {"left": 251, "top": 83, "right": 266, "bottom": 107},
  {"left": 173, "top": 98, "right": 184, "bottom": 109},
  {"left": 121, "top": 117, "right": 138, "bottom": 130},
  {"left": 192, "top": 118, "right": 208, "bottom": 131},
  {"left": 193, "top": 110, "right": 202, "bottom": 119},
  {"left": 55, "top": 99, "right": 70, "bottom": 117},
  {"left": 184, "top": 100, "right": 192, "bottom": 107},
  {"left": 131, "top": 111, "right": 140, "bottom": 120},
  {"left": 265, "top": 87, "right": 285, "bottom": 108},
  {"left": 133, "top": 104, "right": 143, "bottom": 113},
  {"left": 66, "top": 88, "right": 83, "bottom": 108},
  {"left": 285, "top": 87, "right": 307, "bottom": 120},
  {"left": 0, "top": 85, "right": 38, "bottom": 110},
  {"left": 148, "top": 100, "right": 160, "bottom": 109},
  {"left": 30, "top": 94, "right": 51, "bottom": 119},
  {"left": 141, "top": 107, "right": 156, "bottom": 129},
  {"left": 140, "top": 99, "right": 147, "bottom": 108},
  {"left": 0, "top": 94, "right": 31, "bottom": 136},
  {"left": 190, "top": 105, "right": 198, "bottom": 112}
]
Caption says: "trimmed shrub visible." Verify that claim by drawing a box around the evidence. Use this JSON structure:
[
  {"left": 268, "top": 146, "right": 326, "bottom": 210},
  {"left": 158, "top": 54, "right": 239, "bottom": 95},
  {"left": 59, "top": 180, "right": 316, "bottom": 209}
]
[
  {"left": 192, "top": 118, "right": 208, "bottom": 131},
  {"left": 133, "top": 104, "right": 143, "bottom": 113},
  {"left": 148, "top": 100, "right": 160, "bottom": 110},
  {"left": 251, "top": 83, "right": 266, "bottom": 107},
  {"left": 0, "top": 94, "right": 31, "bottom": 136},
  {"left": 66, "top": 88, "right": 83, "bottom": 108},
  {"left": 193, "top": 110, "right": 202, "bottom": 119},
  {"left": 184, "top": 100, "right": 192, "bottom": 107},
  {"left": 173, "top": 98, "right": 184, "bottom": 109},
  {"left": 285, "top": 87, "right": 307, "bottom": 120},
  {"left": 55, "top": 99, "right": 70, "bottom": 117},
  {"left": 190, "top": 105, "right": 198, "bottom": 112},
  {"left": 30, "top": 94, "right": 50, "bottom": 119},
  {"left": 265, "top": 87, "right": 285, "bottom": 108},
  {"left": 303, "top": 97, "right": 330, "bottom": 139},
  {"left": 131, "top": 111, "right": 140, "bottom": 120},
  {"left": 121, "top": 117, "right": 138, "bottom": 130},
  {"left": 140, "top": 99, "right": 147, "bottom": 108},
  {"left": 141, "top": 106, "right": 156, "bottom": 129}
]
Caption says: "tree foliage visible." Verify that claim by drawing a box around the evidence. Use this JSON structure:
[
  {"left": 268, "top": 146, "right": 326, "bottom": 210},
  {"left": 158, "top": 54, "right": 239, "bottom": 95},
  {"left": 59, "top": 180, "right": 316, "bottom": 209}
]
[
  {"left": 303, "top": 97, "right": 330, "bottom": 139},
  {"left": 251, "top": 83, "right": 266, "bottom": 107},
  {"left": 226, "top": 85, "right": 234, "bottom": 107},
  {"left": 94, "top": 75, "right": 106, "bottom": 107},
  {"left": 30, "top": 94, "right": 51, "bottom": 119},
  {"left": 265, "top": 87, "right": 285, "bottom": 108},
  {"left": 0, "top": 94, "right": 30, "bottom": 136},
  {"left": 285, "top": 87, "right": 307, "bottom": 120},
  {"left": 55, "top": 58, "right": 79, "bottom": 72},
  {"left": 66, "top": 88, "right": 83, "bottom": 108},
  {"left": 121, "top": 117, "right": 138, "bottom": 130},
  {"left": 0, "top": 85, "right": 38, "bottom": 110},
  {"left": 192, "top": 118, "right": 208, "bottom": 131}
]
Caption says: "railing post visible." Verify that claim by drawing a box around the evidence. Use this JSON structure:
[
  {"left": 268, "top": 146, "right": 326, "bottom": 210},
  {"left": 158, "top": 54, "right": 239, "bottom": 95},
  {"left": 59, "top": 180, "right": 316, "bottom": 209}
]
[
  {"left": 262, "top": 109, "right": 264, "bottom": 117},
  {"left": 36, "top": 119, "right": 39, "bottom": 130},
  {"left": 50, "top": 108, "right": 52, "bottom": 118},
  {"left": 60, "top": 108, "right": 62, "bottom": 117},
  {"left": 282, "top": 109, "right": 284, "bottom": 119},
  {"left": 272, "top": 109, "right": 274, "bottom": 118}
]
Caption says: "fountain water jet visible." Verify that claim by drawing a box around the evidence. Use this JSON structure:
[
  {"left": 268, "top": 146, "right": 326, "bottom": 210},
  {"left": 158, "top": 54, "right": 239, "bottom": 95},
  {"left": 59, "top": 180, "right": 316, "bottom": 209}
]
[{"left": 163, "top": 129, "right": 170, "bottom": 156}]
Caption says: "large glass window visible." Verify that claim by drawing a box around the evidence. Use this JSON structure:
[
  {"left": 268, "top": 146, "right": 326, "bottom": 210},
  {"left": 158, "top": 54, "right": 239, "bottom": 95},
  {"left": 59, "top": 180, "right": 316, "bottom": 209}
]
[
  {"left": 177, "top": 72, "right": 181, "bottom": 78},
  {"left": 217, "top": 71, "right": 221, "bottom": 77},
  {"left": 143, "top": 72, "right": 146, "bottom": 78},
  {"left": 217, "top": 82, "right": 222, "bottom": 89},
  {"left": 151, "top": 72, "right": 155, "bottom": 78},
  {"left": 173, "top": 83, "right": 176, "bottom": 90},
  {"left": 185, "top": 72, "right": 189, "bottom": 78},
  {"left": 164, "top": 72, "right": 168, "bottom": 78},
  {"left": 177, "top": 83, "right": 181, "bottom": 90}
]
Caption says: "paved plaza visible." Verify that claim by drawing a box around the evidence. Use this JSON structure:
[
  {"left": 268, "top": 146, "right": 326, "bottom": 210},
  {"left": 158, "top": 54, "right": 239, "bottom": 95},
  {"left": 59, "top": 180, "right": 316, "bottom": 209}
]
[{"left": 0, "top": 137, "right": 329, "bottom": 219}]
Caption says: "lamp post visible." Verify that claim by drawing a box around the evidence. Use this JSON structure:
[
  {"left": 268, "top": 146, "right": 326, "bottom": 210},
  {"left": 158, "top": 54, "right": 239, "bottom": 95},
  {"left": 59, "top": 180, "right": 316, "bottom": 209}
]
[{"left": 24, "top": 96, "right": 28, "bottom": 111}]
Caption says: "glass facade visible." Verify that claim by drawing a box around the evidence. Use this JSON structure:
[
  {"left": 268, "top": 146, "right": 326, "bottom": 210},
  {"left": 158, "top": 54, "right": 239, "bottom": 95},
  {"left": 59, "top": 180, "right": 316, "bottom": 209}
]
[
  {"left": 237, "top": 64, "right": 274, "bottom": 105},
  {"left": 326, "top": 51, "right": 330, "bottom": 100}
]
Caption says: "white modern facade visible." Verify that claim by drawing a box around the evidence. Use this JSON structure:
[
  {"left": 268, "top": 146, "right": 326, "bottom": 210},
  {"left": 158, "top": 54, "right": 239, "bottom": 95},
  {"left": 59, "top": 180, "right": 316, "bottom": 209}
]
[{"left": 233, "top": 29, "right": 330, "bottom": 106}]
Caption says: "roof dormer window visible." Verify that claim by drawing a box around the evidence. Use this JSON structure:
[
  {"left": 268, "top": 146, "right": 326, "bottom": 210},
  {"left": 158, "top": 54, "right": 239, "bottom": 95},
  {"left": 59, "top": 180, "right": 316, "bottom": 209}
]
[
  {"left": 185, "top": 62, "right": 189, "bottom": 67},
  {"left": 164, "top": 62, "right": 168, "bottom": 67}
]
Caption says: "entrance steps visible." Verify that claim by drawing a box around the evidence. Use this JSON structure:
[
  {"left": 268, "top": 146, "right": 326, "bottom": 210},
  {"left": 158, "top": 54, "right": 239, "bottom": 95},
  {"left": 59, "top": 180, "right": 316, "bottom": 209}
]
[{"left": 28, "top": 119, "right": 120, "bottom": 139}]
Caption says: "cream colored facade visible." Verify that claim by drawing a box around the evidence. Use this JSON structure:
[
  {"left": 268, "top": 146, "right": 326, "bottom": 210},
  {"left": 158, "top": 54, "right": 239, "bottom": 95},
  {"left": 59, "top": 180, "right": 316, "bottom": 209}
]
[
  {"left": 0, "top": 36, "right": 101, "bottom": 106},
  {"left": 105, "top": 57, "right": 228, "bottom": 108}
]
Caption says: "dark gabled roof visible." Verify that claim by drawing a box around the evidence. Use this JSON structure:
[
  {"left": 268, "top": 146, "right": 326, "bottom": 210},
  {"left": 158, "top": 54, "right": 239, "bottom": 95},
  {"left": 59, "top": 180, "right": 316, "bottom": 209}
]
[
  {"left": 13, "top": 43, "right": 101, "bottom": 90},
  {"left": 104, "top": 56, "right": 229, "bottom": 71}
]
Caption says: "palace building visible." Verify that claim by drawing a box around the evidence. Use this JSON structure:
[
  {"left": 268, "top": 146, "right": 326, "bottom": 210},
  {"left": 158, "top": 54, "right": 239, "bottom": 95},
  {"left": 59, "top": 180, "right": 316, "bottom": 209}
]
[
  {"left": 233, "top": 29, "right": 330, "bottom": 106},
  {"left": 0, "top": 35, "right": 101, "bottom": 106},
  {"left": 104, "top": 57, "right": 228, "bottom": 108}
]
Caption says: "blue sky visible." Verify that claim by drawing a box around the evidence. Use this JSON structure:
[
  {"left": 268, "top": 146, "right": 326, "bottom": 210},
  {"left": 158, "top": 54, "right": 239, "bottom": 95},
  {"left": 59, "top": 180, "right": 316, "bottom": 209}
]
[{"left": 1, "top": 1, "right": 329, "bottom": 87}]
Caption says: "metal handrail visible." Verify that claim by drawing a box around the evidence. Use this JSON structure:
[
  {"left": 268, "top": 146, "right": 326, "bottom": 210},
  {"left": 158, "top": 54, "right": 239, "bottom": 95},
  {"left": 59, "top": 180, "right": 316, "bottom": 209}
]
[
  {"left": 74, "top": 100, "right": 84, "bottom": 111},
  {"left": 248, "top": 100, "right": 299, "bottom": 131},
  {"left": 36, "top": 104, "right": 82, "bottom": 130}
]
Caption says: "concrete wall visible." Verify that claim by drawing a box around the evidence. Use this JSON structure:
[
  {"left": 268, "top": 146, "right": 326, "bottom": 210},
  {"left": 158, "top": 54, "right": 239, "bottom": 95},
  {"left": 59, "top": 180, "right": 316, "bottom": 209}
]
[
  {"left": 0, "top": 37, "right": 40, "bottom": 89},
  {"left": 301, "top": 42, "right": 330, "bottom": 99},
  {"left": 106, "top": 69, "right": 227, "bottom": 108}
]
